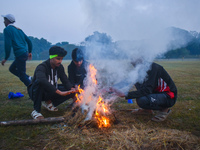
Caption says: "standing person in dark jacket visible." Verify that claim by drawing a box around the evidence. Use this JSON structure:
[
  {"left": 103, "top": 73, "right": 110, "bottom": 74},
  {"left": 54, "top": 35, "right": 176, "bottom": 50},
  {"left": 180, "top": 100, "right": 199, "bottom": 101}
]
[
  {"left": 114, "top": 61, "right": 177, "bottom": 122},
  {"left": 68, "top": 48, "right": 88, "bottom": 89},
  {"left": 1, "top": 14, "right": 32, "bottom": 87},
  {"left": 28, "top": 46, "right": 78, "bottom": 119}
]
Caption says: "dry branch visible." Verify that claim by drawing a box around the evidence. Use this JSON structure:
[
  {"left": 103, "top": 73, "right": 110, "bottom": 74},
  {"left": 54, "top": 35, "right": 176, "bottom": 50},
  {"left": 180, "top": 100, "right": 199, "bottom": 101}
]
[{"left": 0, "top": 117, "right": 65, "bottom": 126}]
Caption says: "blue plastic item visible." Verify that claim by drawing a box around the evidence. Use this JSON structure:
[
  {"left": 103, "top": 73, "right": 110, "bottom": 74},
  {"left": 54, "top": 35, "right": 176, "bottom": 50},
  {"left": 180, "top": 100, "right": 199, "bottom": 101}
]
[
  {"left": 8, "top": 92, "right": 24, "bottom": 99},
  {"left": 128, "top": 99, "right": 133, "bottom": 104}
]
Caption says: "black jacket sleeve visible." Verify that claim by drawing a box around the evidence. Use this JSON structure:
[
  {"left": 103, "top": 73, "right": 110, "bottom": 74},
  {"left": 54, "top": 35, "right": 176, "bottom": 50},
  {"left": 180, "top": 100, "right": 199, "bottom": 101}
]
[
  {"left": 125, "top": 63, "right": 159, "bottom": 99},
  {"left": 159, "top": 65, "right": 177, "bottom": 99},
  {"left": 68, "top": 62, "right": 76, "bottom": 86},
  {"left": 126, "top": 63, "right": 177, "bottom": 99},
  {"left": 59, "top": 65, "right": 73, "bottom": 90},
  {"left": 35, "top": 64, "right": 57, "bottom": 93}
]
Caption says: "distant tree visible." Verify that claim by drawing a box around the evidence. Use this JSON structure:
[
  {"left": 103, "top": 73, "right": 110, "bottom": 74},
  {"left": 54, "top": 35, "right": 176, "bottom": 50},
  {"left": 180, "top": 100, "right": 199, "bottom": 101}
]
[
  {"left": 55, "top": 42, "right": 69, "bottom": 46},
  {"left": 186, "top": 39, "right": 200, "bottom": 55},
  {"left": 0, "top": 26, "right": 199, "bottom": 60},
  {"left": 0, "top": 33, "right": 78, "bottom": 60},
  {"left": 85, "top": 31, "right": 112, "bottom": 44},
  {"left": 165, "top": 48, "right": 190, "bottom": 58},
  {"left": 83, "top": 31, "right": 116, "bottom": 60},
  {"left": 29, "top": 37, "right": 51, "bottom": 60}
]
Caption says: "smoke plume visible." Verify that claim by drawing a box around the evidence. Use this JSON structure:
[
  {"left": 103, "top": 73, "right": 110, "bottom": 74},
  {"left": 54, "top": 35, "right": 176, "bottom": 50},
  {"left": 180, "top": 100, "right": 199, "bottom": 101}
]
[{"left": 76, "top": 1, "right": 196, "bottom": 119}]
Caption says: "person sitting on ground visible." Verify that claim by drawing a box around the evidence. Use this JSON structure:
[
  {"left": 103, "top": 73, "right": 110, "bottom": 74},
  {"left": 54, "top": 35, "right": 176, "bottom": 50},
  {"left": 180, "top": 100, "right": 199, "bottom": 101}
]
[
  {"left": 28, "top": 46, "right": 78, "bottom": 119},
  {"left": 1, "top": 14, "right": 32, "bottom": 87},
  {"left": 114, "top": 60, "right": 177, "bottom": 122},
  {"left": 68, "top": 48, "right": 88, "bottom": 89}
]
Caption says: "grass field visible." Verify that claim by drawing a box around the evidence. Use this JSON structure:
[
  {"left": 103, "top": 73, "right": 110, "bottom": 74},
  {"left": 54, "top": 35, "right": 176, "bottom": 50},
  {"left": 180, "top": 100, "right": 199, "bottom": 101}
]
[{"left": 0, "top": 60, "right": 200, "bottom": 150}]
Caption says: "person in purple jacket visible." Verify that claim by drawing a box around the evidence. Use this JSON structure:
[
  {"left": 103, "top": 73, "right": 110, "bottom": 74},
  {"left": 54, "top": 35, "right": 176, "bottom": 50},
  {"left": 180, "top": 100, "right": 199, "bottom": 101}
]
[
  {"left": 1, "top": 14, "right": 32, "bottom": 86},
  {"left": 28, "top": 46, "right": 78, "bottom": 119}
]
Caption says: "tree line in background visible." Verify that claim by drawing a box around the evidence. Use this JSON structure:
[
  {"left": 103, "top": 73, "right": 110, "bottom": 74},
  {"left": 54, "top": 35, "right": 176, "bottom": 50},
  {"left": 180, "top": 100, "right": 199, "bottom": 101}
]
[
  {"left": 0, "top": 33, "right": 78, "bottom": 60},
  {"left": 0, "top": 27, "right": 200, "bottom": 60}
]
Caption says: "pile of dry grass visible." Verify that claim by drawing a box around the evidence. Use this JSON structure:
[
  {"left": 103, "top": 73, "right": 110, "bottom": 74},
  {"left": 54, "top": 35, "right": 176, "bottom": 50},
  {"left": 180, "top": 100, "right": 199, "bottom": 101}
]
[
  {"left": 63, "top": 107, "right": 117, "bottom": 129},
  {"left": 43, "top": 109, "right": 200, "bottom": 150}
]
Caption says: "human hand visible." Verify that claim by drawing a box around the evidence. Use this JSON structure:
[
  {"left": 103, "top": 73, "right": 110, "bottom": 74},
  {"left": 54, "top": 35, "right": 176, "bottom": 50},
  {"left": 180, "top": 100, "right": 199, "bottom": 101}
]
[
  {"left": 56, "top": 88, "right": 79, "bottom": 96},
  {"left": 70, "top": 88, "right": 79, "bottom": 93},
  {"left": 74, "top": 85, "right": 79, "bottom": 90},
  {"left": 109, "top": 87, "right": 125, "bottom": 97},
  {"left": 1, "top": 59, "right": 6, "bottom": 66},
  {"left": 28, "top": 53, "right": 32, "bottom": 60}
]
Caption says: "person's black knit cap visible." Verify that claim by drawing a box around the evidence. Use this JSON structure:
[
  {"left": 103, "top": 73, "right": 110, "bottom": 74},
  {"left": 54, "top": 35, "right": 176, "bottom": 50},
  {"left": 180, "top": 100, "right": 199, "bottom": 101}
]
[
  {"left": 72, "top": 48, "right": 83, "bottom": 62},
  {"left": 49, "top": 46, "right": 67, "bottom": 57}
]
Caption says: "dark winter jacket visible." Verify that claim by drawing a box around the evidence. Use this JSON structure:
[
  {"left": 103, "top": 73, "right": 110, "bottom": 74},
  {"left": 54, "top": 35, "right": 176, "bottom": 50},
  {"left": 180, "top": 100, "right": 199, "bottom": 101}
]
[
  {"left": 3, "top": 25, "right": 32, "bottom": 60},
  {"left": 31, "top": 59, "right": 72, "bottom": 93},
  {"left": 126, "top": 62, "right": 177, "bottom": 100},
  {"left": 68, "top": 60, "right": 88, "bottom": 87}
]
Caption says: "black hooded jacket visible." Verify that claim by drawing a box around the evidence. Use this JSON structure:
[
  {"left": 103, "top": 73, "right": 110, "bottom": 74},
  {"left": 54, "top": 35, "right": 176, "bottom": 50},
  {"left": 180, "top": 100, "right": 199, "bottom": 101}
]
[
  {"left": 126, "top": 62, "right": 177, "bottom": 100},
  {"left": 31, "top": 59, "right": 72, "bottom": 93},
  {"left": 68, "top": 60, "right": 88, "bottom": 87}
]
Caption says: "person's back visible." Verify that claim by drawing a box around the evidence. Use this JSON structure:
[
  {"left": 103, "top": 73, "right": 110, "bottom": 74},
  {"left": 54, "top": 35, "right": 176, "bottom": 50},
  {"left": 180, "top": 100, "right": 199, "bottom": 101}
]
[
  {"left": 134, "top": 62, "right": 177, "bottom": 99},
  {"left": 4, "top": 25, "right": 32, "bottom": 59}
]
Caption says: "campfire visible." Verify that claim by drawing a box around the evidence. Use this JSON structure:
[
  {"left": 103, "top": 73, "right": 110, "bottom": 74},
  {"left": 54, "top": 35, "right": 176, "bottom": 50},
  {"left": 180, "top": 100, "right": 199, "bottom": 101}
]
[{"left": 66, "top": 64, "right": 115, "bottom": 128}]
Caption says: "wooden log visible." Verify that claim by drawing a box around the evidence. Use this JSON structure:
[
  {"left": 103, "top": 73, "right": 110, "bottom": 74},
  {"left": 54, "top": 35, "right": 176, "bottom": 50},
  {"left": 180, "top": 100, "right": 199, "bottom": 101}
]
[{"left": 0, "top": 117, "right": 65, "bottom": 126}]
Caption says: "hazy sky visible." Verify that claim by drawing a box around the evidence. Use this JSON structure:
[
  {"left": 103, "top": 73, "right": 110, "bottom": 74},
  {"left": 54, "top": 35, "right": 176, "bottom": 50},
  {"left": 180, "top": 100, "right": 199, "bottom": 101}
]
[{"left": 1, "top": 0, "right": 200, "bottom": 44}]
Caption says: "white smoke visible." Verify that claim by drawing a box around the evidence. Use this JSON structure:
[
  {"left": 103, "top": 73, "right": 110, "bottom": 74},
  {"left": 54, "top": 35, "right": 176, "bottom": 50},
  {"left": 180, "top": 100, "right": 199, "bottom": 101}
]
[
  {"left": 75, "top": 1, "right": 196, "bottom": 120},
  {"left": 82, "top": 29, "right": 183, "bottom": 96},
  {"left": 79, "top": 0, "right": 194, "bottom": 93}
]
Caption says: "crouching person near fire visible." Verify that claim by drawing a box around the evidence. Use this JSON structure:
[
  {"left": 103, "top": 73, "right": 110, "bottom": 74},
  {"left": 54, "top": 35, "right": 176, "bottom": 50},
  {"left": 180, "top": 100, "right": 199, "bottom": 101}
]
[
  {"left": 115, "top": 60, "right": 177, "bottom": 122},
  {"left": 68, "top": 48, "right": 88, "bottom": 89},
  {"left": 28, "top": 46, "right": 78, "bottom": 119}
]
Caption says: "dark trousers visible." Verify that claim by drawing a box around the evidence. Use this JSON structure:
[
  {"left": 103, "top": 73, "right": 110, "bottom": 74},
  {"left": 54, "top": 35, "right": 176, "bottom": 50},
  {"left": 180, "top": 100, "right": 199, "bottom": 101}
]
[
  {"left": 136, "top": 93, "right": 176, "bottom": 110},
  {"left": 28, "top": 80, "right": 75, "bottom": 112},
  {"left": 9, "top": 52, "right": 31, "bottom": 86}
]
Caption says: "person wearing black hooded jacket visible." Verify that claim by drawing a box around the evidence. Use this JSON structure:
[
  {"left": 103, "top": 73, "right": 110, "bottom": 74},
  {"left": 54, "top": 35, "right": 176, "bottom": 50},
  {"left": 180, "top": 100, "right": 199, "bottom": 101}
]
[
  {"left": 115, "top": 61, "right": 177, "bottom": 122},
  {"left": 28, "top": 46, "right": 77, "bottom": 119},
  {"left": 68, "top": 48, "right": 88, "bottom": 89}
]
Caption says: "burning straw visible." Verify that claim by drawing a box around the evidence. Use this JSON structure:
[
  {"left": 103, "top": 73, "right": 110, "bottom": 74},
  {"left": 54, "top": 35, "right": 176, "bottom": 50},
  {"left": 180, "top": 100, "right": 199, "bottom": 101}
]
[
  {"left": 63, "top": 106, "right": 117, "bottom": 129},
  {"left": 65, "top": 64, "right": 116, "bottom": 129}
]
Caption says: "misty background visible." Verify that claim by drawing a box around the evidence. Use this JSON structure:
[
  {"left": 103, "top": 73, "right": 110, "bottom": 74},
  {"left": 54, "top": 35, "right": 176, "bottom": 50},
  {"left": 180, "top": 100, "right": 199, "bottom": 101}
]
[{"left": 1, "top": 0, "right": 200, "bottom": 94}]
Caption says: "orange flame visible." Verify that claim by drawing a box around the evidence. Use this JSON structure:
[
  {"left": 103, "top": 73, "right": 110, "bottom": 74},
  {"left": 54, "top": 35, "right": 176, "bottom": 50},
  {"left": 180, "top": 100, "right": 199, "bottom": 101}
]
[
  {"left": 75, "top": 64, "right": 111, "bottom": 128},
  {"left": 95, "top": 96, "right": 110, "bottom": 128},
  {"left": 89, "top": 64, "right": 97, "bottom": 85},
  {"left": 75, "top": 85, "right": 84, "bottom": 103}
]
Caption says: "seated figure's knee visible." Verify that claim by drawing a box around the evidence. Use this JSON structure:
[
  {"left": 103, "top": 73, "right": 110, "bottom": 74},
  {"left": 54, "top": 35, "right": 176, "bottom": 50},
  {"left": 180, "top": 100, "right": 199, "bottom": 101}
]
[
  {"left": 9, "top": 66, "right": 14, "bottom": 74},
  {"left": 136, "top": 96, "right": 149, "bottom": 108}
]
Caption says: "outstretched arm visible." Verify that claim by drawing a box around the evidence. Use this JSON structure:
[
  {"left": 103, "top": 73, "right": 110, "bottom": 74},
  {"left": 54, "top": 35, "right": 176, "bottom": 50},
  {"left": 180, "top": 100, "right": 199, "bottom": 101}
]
[{"left": 55, "top": 88, "right": 78, "bottom": 96}]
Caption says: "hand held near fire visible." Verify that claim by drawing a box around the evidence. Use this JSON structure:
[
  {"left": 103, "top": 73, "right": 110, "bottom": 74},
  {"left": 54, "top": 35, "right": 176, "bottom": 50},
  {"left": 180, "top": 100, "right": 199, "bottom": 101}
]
[
  {"left": 56, "top": 88, "right": 78, "bottom": 96},
  {"left": 70, "top": 88, "right": 79, "bottom": 93},
  {"left": 116, "top": 91, "right": 125, "bottom": 97},
  {"left": 109, "top": 87, "right": 125, "bottom": 97}
]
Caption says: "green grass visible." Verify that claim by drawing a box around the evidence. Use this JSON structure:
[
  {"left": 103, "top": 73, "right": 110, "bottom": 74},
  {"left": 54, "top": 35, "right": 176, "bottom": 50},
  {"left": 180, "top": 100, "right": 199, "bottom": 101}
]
[{"left": 0, "top": 60, "right": 200, "bottom": 149}]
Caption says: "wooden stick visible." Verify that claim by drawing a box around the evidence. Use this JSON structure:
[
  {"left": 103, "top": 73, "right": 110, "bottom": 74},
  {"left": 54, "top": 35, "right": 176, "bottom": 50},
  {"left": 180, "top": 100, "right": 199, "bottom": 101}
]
[{"left": 0, "top": 117, "right": 65, "bottom": 126}]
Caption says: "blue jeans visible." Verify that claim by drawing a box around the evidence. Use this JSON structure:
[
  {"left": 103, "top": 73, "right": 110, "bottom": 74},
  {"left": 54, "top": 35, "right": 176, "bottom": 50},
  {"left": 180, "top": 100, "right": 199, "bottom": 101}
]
[{"left": 9, "top": 52, "right": 31, "bottom": 86}]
